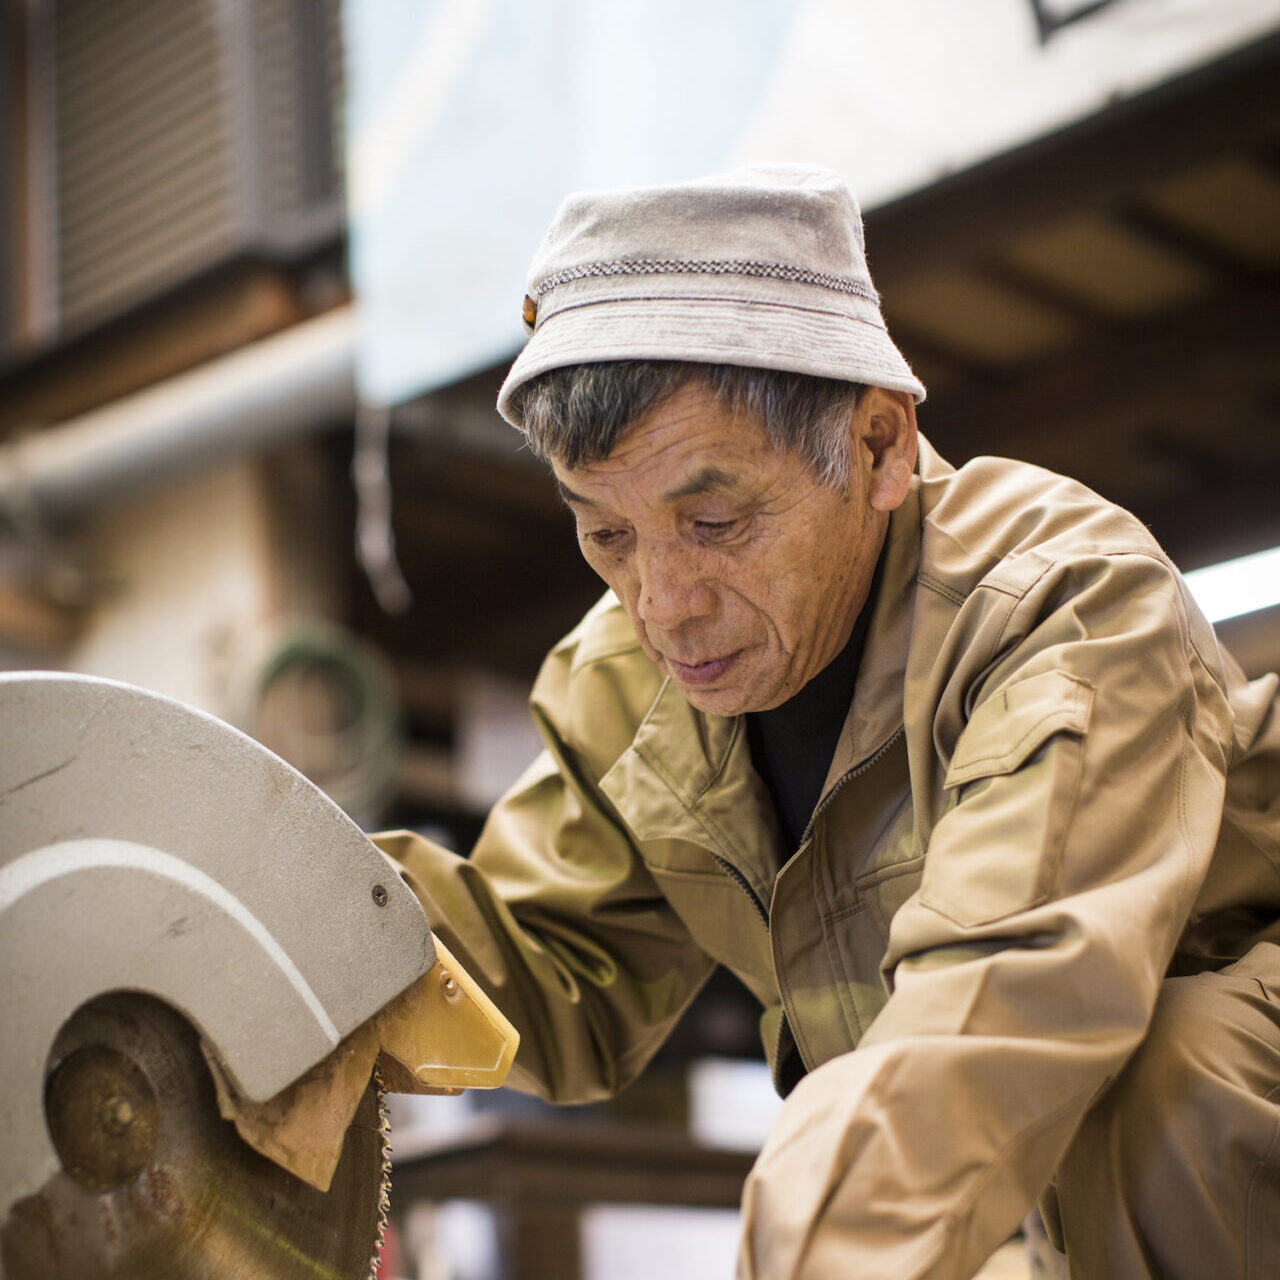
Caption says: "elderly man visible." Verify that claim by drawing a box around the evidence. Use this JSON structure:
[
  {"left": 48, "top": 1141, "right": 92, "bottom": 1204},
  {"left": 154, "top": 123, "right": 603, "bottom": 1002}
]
[{"left": 376, "top": 165, "right": 1280, "bottom": 1279}]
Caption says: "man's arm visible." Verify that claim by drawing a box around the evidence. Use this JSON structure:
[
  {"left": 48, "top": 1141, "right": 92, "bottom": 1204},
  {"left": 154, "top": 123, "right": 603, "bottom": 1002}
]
[
  {"left": 739, "top": 551, "right": 1236, "bottom": 1280},
  {"left": 376, "top": 602, "right": 716, "bottom": 1103}
]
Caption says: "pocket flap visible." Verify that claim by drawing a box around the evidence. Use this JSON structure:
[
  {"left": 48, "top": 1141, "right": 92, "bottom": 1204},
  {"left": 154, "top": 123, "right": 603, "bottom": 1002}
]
[{"left": 945, "top": 669, "right": 1093, "bottom": 790}]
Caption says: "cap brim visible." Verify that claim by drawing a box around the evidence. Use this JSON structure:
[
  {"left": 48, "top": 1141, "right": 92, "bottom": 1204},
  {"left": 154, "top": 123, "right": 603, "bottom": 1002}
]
[{"left": 496, "top": 297, "right": 926, "bottom": 425}]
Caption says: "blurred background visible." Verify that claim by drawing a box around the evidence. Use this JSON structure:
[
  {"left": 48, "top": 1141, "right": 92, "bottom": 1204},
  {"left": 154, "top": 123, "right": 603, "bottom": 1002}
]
[{"left": 2, "top": 1, "right": 1278, "bottom": 1276}]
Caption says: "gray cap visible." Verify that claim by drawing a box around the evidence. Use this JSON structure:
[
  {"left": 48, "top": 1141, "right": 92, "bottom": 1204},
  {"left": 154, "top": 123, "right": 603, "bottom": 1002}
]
[{"left": 496, "top": 162, "right": 925, "bottom": 426}]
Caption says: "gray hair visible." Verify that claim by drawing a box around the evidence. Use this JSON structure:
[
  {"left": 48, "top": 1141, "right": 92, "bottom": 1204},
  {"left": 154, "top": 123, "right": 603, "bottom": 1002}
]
[{"left": 512, "top": 361, "right": 863, "bottom": 487}]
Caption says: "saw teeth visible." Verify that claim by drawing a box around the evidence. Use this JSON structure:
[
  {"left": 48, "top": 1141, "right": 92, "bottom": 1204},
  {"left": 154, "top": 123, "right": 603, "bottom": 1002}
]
[{"left": 368, "top": 1062, "right": 394, "bottom": 1280}]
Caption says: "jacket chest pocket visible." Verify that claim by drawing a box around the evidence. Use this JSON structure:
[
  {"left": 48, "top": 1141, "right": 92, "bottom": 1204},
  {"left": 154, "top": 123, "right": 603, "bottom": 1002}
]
[
  {"left": 856, "top": 842, "right": 926, "bottom": 943},
  {"left": 791, "top": 768, "right": 919, "bottom": 1050},
  {"left": 822, "top": 801, "right": 922, "bottom": 1037},
  {"left": 813, "top": 731, "right": 917, "bottom": 926}
]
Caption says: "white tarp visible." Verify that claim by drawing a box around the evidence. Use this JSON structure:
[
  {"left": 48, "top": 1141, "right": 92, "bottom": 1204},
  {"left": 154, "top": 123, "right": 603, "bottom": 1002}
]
[{"left": 344, "top": 0, "right": 1280, "bottom": 406}]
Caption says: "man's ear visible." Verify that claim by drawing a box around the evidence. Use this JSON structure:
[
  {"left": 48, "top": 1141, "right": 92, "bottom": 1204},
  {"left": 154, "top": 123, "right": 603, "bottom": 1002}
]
[{"left": 855, "top": 387, "right": 918, "bottom": 513}]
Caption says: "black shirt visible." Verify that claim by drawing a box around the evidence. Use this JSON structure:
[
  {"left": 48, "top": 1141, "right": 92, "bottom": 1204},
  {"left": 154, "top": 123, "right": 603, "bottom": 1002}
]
[{"left": 744, "top": 565, "right": 880, "bottom": 855}]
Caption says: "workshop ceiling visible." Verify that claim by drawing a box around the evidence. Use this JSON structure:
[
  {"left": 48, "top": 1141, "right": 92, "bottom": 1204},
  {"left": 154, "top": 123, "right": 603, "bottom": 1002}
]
[
  {"left": 360, "top": 33, "right": 1280, "bottom": 684},
  {"left": 865, "top": 32, "right": 1280, "bottom": 570}
]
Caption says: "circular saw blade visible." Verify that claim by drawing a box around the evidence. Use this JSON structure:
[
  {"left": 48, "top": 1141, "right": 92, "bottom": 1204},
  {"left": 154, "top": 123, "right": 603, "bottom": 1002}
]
[{"left": 1, "top": 993, "right": 392, "bottom": 1280}]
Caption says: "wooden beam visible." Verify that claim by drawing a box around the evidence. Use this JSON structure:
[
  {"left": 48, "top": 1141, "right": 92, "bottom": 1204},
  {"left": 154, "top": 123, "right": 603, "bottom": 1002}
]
[
  {"left": 391, "top": 1117, "right": 753, "bottom": 1211},
  {"left": 1128, "top": 478, "right": 1280, "bottom": 572},
  {"left": 920, "top": 279, "right": 1280, "bottom": 468},
  {"left": 864, "top": 32, "right": 1280, "bottom": 283},
  {"left": 0, "top": 264, "right": 308, "bottom": 434}
]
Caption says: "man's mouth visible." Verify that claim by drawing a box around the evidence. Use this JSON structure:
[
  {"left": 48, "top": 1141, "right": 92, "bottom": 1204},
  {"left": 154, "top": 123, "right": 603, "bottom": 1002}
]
[{"left": 664, "top": 651, "right": 741, "bottom": 686}]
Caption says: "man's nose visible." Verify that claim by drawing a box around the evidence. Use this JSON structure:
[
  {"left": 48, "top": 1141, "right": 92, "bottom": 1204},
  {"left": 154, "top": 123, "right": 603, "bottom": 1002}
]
[{"left": 636, "top": 546, "right": 713, "bottom": 632}]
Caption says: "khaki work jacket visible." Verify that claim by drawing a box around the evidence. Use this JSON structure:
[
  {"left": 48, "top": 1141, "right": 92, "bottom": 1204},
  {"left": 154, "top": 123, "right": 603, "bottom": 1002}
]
[{"left": 376, "top": 437, "right": 1280, "bottom": 1280}]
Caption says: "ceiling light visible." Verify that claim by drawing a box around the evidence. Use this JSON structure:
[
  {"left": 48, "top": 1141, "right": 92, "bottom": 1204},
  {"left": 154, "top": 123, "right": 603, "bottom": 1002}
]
[{"left": 1182, "top": 546, "right": 1280, "bottom": 624}]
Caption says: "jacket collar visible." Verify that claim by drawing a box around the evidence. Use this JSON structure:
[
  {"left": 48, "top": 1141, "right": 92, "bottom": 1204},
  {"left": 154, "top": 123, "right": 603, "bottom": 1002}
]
[
  {"left": 821, "top": 464, "right": 923, "bottom": 794},
  {"left": 600, "top": 674, "right": 783, "bottom": 906},
  {"left": 601, "top": 453, "right": 928, "bottom": 889}
]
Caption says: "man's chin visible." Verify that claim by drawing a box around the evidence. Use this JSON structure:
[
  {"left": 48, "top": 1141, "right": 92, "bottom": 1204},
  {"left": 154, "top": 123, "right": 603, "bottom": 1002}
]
[
  {"left": 671, "top": 669, "right": 778, "bottom": 718},
  {"left": 654, "top": 646, "right": 781, "bottom": 715}
]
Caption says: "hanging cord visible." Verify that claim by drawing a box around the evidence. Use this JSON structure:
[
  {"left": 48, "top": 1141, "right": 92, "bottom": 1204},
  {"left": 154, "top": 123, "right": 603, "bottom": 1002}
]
[{"left": 352, "top": 401, "right": 412, "bottom": 615}]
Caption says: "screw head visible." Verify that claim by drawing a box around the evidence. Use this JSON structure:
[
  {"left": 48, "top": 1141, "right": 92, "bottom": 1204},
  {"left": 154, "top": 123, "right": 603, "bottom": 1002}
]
[
  {"left": 371, "top": 883, "right": 388, "bottom": 907},
  {"left": 439, "top": 969, "right": 458, "bottom": 998},
  {"left": 100, "top": 1095, "right": 135, "bottom": 1134}
]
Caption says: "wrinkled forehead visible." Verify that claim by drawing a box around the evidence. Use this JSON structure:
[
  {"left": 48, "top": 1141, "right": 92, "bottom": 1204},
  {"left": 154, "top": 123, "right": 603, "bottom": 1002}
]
[{"left": 551, "top": 383, "right": 784, "bottom": 504}]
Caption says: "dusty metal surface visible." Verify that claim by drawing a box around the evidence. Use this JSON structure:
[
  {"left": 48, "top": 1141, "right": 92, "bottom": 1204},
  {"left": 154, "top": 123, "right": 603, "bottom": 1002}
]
[
  {"left": 0, "top": 993, "right": 388, "bottom": 1280},
  {"left": 0, "top": 670, "right": 520, "bottom": 1277},
  {"left": 0, "top": 671, "right": 433, "bottom": 1224}
]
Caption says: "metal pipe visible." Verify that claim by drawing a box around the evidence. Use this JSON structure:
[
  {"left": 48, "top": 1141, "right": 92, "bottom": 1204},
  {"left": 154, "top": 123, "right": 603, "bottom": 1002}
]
[{"left": 0, "top": 306, "right": 357, "bottom": 522}]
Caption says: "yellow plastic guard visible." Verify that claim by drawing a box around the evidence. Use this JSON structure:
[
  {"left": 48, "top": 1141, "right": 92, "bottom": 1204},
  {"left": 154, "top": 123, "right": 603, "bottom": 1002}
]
[
  {"left": 205, "top": 934, "right": 519, "bottom": 1191},
  {"left": 376, "top": 937, "right": 520, "bottom": 1094}
]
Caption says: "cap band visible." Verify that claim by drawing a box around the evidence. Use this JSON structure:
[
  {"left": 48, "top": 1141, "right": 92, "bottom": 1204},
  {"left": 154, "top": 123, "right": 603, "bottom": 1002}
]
[{"left": 532, "top": 257, "right": 880, "bottom": 306}]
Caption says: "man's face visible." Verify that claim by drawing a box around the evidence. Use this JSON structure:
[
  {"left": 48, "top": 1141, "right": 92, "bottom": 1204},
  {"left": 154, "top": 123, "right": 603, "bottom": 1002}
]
[{"left": 552, "top": 381, "right": 891, "bottom": 716}]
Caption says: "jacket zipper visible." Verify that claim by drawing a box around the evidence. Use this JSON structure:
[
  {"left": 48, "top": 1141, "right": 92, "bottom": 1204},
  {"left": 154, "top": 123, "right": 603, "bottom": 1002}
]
[
  {"left": 707, "top": 851, "right": 770, "bottom": 929},
  {"left": 704, "top": 852, "right": 795, "bottom": 1092},
  {"left": 771, "top": 1005, "right": 792, "bottom": 1095},
  {"left": 773, "top": 723, "right": 908, "bottom": 1086},
  {"left": 700, "top": 724, "right": 907, "bottom": 1092},
  {"left": 797, "top": 723, "right": 907, "bottom": 849},
  {"left": 702, "top": 725, "right": 906, "bottom": 927}
]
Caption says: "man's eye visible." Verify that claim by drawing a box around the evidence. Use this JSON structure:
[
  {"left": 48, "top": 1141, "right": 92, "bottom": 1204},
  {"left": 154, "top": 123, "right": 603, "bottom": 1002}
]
[
  {"left": 693, "top": 519, "right": 740, "bottom": 542},
  {"left": 585, "top": 528, "right": 627, "bottom": 549}
]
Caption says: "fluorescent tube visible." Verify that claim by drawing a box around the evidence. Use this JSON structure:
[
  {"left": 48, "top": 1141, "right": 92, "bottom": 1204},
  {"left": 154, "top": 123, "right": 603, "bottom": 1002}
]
[{"left": 1183, "top": 546, "right": 1280, "bottom": 624}]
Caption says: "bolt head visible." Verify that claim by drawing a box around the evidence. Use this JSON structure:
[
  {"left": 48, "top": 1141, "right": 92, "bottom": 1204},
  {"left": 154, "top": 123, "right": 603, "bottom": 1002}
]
[{"left": 101, "top": 1096, "right": 135, "bottom": 1134}]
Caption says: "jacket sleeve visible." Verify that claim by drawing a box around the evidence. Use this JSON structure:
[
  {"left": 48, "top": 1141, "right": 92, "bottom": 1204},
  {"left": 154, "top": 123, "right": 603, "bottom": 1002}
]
[
  {"left": 739, "top": 551, "right": 1239, "bottom": 1280},
  {"left": 374, "top": 609, "right": 716, "bottom": 1103}
]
